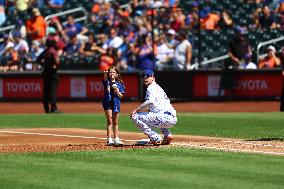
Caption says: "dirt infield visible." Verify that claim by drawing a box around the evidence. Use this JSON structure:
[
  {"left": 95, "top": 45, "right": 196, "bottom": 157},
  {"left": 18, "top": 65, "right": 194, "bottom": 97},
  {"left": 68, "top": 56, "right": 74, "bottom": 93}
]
[
  {"left": 0, "top": 101, "right": 283, "bottom": 155},
  {"left": 0, "top": 128, "right": 283, "bottom": 156},
  {"left": 0, "top": 101, "right": 280, "bottom": 113}
]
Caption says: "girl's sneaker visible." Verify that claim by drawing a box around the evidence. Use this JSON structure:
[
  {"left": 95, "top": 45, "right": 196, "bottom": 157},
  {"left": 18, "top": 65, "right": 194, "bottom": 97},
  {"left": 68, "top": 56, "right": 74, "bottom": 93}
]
[
  {"left": 106, "top": 137, "right": 114, "bottom": 146},
  {"left": 114, "top": 138, "right": 123, "bottom": 146}
]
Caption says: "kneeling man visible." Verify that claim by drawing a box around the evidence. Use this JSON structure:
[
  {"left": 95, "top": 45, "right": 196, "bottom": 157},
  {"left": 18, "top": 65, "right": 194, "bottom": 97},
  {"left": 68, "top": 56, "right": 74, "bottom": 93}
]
[{"left": 130, "top": 70, "right": 177, "bottom": 145}]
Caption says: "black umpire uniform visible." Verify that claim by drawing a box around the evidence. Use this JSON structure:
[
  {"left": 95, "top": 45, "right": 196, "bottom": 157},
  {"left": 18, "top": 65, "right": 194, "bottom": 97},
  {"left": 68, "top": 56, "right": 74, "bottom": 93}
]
[
  {"left": 280, "top": 48, "right": 284, "bottom": 112},
  {"left": 36, "top": 39, "right": 61, "bottom": 113},
  {"left": 218, "top": 29, "right": 251, "bottom": 98}
]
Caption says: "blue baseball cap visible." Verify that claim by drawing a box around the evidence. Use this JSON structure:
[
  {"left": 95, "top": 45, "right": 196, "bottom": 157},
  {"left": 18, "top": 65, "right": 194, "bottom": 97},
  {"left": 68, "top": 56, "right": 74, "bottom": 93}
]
[
  {"left": 143, "top": 70, "right": 154, "bottom": 78},
  {"left": 191, "top": 1, "right": 199, "bottom": 7},
  {"left": 13, "top": 31, "right": 21, "bottom": 38},
  {"left": 3, "top": 34, "right": 9, "bottom": 39},
  {"left": 236, "top": 26, "right": 247, "bottom": 35},
  {"left": 200, "top": 6, "right": 210, "bottom": 18}
]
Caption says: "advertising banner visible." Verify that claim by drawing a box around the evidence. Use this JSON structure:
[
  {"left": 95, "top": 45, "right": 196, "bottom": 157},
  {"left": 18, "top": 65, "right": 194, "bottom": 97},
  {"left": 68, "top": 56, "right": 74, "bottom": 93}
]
[
  {"left": 192, "top": 73, "right": 282, "bottom": 97},
  {"left": 0, "top": 74, "right": 139, "bottom": 100},
  {"left": 192, "top": 74, "right": 208, "bottom": 97},
  {"left": 3, "top": 78, "right": 42, "bottom": 98},
  {"left": 234, "top": 74, "right": 281, "bottom": 96},
  {"left": 0, "top": 79, "right": 2, "bottom": 98},
  {"left": 208, "top": 75, "right": 224, "bottom": 96},
  {"left": 70, "top": 77, "right": 86, "bottom": 98},
  {"left": 1, "top": 71, "right": 279, "bottom": 100}
]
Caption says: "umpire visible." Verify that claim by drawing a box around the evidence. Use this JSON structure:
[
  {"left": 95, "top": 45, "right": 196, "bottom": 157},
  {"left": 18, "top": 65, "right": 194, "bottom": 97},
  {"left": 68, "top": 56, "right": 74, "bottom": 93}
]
[
  {"left": 36, "top": 38, "right": 62, "bottom": 113},
  {"left": 280, "top": 48, "right": 284, "bottom": 112}
]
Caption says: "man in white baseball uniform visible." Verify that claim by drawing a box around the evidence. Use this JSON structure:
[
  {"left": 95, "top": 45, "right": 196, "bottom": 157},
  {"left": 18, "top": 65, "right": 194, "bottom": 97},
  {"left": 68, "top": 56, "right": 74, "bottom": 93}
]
[{"left": 130, "top": 70, "right": 177, "bottom": 145}]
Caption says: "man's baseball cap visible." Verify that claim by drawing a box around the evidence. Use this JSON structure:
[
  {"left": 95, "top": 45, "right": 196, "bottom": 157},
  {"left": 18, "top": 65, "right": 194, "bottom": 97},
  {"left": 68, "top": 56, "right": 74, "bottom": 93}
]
[
  {"left": 3, "top": 34, "right": 9, "bottom": 39},
  {"left": 168, "top": 29, "right": 176, "bottom": 35},
  {"left": 236, "top": 26, "right": 248, "bottom": 35},
  {"left": 13, "top": 31, "right": 21, "bottom": 38},
  {"left": 191, "top": 1, "right": 199, "bottom": 7},
  {"left": 200, "top": 6, "right": 211, "bottom": 18},
  {"left": 267, "top": 45, "right": 276, "bottom": 53},
  {"left": 143, "top": 70, "right": 154, "bottom": 78}
]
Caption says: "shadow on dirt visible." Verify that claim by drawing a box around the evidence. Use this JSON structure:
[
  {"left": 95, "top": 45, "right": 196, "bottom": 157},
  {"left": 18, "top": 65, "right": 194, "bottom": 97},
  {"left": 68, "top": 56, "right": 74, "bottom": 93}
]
[{"left": 246, "top": 137, "right": 284, "bottom": 142}]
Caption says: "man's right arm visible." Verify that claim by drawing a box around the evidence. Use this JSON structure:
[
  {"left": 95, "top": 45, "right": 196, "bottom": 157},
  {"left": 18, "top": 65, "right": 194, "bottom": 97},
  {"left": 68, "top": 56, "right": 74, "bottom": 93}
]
[
  {"left": 130, "top": 99, "right": 153, "bottom": 118},
  {"left": 51, "top": 49, "right": 60, "bottom": 69},
  {"left": 130, "top": 88, "right": 153, "bottom": 116},
  {"left": 185, "top": 44, "right": 192, "bottom": 70},
  {"left": 136, "top": 100, "right": 153, "bottom": 112},
  {"left": 280, "top": 49, "right": 284, "bottom": 75},
  {"left": 282, "top": 53, "right": 284, "bottom": 76},
  {"left": 228, "top": 50, "right": 239, "bottom": 64}
]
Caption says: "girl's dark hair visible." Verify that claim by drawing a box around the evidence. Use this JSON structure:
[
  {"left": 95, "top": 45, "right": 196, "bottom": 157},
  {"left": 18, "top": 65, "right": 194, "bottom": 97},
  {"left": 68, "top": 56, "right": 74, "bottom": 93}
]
[{"left": 107, "top": 65, "right": 126, "bottom": 90}]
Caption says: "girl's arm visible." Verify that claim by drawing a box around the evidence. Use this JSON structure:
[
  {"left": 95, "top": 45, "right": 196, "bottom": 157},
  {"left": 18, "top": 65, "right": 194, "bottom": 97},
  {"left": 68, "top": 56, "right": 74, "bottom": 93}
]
[
  {"left": 102, "top": 73, "right": 110, "bottom": 93},
  {"left": 103, "top": 71, "right": 108, "bottom": 81},
  {"left": 114, "top": 87, "right": 123, "bottom": 98},
  {"left": 116, "top": 90, "right": 123, "bottom": 98}
]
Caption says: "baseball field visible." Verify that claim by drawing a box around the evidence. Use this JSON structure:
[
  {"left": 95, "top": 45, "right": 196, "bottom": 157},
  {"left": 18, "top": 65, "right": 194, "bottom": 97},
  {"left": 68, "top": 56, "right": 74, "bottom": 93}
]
[{"left": 0, "top": 102, "right": 283, "bottom": 189}]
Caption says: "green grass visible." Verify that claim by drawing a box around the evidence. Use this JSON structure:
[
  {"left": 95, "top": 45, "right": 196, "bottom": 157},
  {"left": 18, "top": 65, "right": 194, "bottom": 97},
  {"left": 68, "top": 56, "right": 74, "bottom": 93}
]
[
  {"left": 0, "top": 113, "right": 283, "bottom": 140},
  {"left": 177, "top": 113, "right": 284, "bottom": 140},
  {"left": 0, "top": 148, "right": 283, "bottom": 189},
  {"left": 0, "top": 113, "right": 284, "bottom": 189}
]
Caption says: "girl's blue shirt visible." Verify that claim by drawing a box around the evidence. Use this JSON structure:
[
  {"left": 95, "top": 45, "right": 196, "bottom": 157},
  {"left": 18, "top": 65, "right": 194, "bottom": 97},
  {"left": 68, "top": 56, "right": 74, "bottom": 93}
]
[{"left": 102, "top": 79, "right": 125, "bottom": 112}]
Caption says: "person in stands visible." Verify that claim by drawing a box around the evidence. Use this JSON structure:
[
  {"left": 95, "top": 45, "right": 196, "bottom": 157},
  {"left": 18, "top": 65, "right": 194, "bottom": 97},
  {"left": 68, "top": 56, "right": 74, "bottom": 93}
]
[{"left": 258, "top": 45, "right": 281, "bottom": 68}]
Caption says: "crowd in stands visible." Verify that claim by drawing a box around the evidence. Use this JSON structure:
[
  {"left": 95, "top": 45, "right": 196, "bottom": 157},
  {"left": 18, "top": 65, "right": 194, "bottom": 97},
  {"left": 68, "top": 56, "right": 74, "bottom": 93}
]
[{"left": 0, "top": 0, "right": 283, "bottom": 72}]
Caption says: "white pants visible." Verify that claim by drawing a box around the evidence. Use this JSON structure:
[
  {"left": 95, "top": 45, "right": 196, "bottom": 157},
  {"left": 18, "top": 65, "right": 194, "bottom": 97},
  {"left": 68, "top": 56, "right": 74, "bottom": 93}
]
[{"left": 131, "top": 111, "right": 177, "bottom": 142}]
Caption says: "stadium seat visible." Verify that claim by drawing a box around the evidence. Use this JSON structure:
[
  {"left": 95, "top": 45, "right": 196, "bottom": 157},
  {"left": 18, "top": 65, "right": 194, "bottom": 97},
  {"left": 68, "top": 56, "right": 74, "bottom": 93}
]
[{"left": 2, "top": 0, "right": 283, "bottom": 70}]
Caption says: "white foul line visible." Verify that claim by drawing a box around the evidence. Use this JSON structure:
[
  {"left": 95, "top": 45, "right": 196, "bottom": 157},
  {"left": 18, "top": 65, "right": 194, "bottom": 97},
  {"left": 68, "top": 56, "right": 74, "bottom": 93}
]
[
  {"left": 174, "top": 143, "right": 284, "bottom": 156},
  {"left": 1, "top": 130, "right": 283, "bottom": 156},
  {"left": 222, "top": 140, "right": 284, "bottom": 148},
  {"left": 0, "top": 130, "right": 138, "bottom": 142}
]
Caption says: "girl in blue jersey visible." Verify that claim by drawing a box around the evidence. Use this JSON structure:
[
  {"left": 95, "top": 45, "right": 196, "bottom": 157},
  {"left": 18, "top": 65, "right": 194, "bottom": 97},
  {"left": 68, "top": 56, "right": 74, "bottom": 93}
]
[{"left": 102, "top": 66, "right": 126, "bottom": 146}]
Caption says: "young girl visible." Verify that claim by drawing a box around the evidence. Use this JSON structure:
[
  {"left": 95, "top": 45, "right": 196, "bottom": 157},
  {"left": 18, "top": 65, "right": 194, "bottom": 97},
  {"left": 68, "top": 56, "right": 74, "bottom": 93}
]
[{"left": 102, "top": 66, "right": 126, "bottom": 146}]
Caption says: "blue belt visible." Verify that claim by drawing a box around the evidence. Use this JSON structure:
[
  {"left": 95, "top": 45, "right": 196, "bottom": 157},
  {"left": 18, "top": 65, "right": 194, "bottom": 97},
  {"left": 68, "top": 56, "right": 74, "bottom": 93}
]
[{"left": 164, "top": 111, "right": 173, "bottom": 116}]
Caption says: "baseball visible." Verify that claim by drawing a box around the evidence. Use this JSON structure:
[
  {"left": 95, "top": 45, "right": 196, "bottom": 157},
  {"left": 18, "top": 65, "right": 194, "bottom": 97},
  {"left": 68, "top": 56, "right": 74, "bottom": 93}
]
[{"left": 112, "top": 84, "right": 117, "bottom": 89}]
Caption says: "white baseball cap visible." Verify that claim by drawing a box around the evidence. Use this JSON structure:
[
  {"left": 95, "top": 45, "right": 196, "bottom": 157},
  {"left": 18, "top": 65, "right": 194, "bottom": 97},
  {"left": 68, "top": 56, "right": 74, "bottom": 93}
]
[
  {"left": 168, "top": 29, "right": 176, "bottom": 35},
  {"left": 267, "top": 45, "right": 276, "bottom": 53}
]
